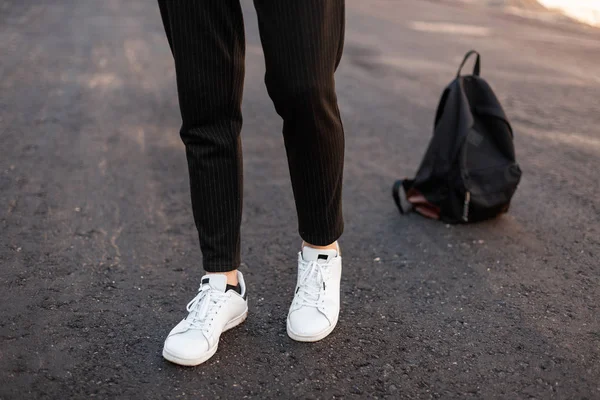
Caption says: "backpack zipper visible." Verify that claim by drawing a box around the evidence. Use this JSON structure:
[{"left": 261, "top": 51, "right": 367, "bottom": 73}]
[{"left": 462, "top": 191, "right": 471, "bottom": 222}]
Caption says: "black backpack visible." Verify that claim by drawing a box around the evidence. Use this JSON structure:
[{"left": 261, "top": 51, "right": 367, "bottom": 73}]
[{"left": 393, "top": 50, "right": 522, "bottom": 223}]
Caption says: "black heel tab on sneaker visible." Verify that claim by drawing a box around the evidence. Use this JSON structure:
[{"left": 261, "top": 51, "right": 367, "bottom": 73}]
[{"left": 226, "top": 283, "right": 242, "bottom": 295}]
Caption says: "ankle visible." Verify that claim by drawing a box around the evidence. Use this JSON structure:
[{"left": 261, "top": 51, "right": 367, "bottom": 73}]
[
  {"left": 206, "top": 270, "right": 238, "bottom": 286},
  {"left": 302, "top": 241, "right": 340, "bottom": 253}
]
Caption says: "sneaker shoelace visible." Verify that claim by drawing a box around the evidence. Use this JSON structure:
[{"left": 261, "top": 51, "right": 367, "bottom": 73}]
[
  {"left": 185, "top": 284, "right": 228, "bottom": 332},
  {"left": 294, "top": 260, "right": 330, "bottom": 309}
]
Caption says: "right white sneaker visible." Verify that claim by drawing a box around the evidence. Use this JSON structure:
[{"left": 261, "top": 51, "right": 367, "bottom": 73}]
[
  {"left": 287, "top": 244, "right": 342, "bottom": 342},
  {"left": 162, "top": 271, "right": 248, "bottom": 366}
]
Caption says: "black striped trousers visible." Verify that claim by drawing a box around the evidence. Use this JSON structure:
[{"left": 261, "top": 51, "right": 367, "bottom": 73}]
[{"left": 158, "top": 0, "right": 345, "bottom": 272}]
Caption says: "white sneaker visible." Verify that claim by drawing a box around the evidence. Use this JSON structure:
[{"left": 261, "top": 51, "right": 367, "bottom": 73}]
[
  {"left": 162, "top": 271, "right": 248, "bottom": 366},
  {"left": 287, "top": 244, "right": 342, "bottom": 342}
]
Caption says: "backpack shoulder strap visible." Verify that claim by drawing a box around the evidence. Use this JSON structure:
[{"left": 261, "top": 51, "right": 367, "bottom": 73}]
[
  {"left": 457, "top": 50, "right": 481, "bottom": 77},
  {"left": 392, "top": 180, "right": 414, "bottom": 214}
]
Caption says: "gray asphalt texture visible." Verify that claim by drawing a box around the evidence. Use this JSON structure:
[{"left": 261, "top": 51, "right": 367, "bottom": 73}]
[{"left": 1, "top": 1, "right": 599, "bottom": 399}]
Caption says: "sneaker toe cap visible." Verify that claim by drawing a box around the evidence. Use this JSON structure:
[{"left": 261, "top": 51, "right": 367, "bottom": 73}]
[
  {"left": 288, "top": 307, "right": 331, "bottom": 336},
  {"left": 164, "top": 332, "right": 210, "bottom": 359}
]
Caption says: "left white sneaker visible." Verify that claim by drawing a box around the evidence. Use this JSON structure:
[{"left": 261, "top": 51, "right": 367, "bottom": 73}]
[
  {"left": 287, "top": 244, "right": 342, "bottom": 342},
  {"left": 162, "top": 272, "right": 248, "bottom": 366}
]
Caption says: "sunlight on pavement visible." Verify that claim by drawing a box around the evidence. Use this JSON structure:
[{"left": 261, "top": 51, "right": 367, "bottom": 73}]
[
  {"left": 538, "top": 0, "right": 600, "bottom": 27},
  {"left": 86, "top": 73, "right": 122, "bottom": 89},
  {"left": 409, "top": 21, "right": 490, "bottom": 36},
  {"left": 520, "top": 126, "right": 600, "bottom": 153}
]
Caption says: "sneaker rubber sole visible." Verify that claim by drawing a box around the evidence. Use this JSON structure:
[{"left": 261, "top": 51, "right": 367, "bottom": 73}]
[
  {"left": 286, "top": 316, "right": 338, "bottom": 342},
  {"left": 162, "top": 307, "right": 248, "bottom": 366}
]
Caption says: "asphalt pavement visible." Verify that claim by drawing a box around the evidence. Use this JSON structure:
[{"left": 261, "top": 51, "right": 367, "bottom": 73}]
[{"left": 1, "top": 0, "right": 599, "bottom": 398}]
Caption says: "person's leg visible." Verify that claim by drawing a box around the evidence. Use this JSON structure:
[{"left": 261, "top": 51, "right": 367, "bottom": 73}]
[
  {"left": 158, "top": 0, "right": 248, "bottom": 366},
  {"left": 159, "top": 0, "right": 245, "bottom": 279},
  {"left": 253, "top": 0, "right": 345, "bottom": 342},
  {"left": 253, "top": 0, "right": 345, "bottom": 248}
]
